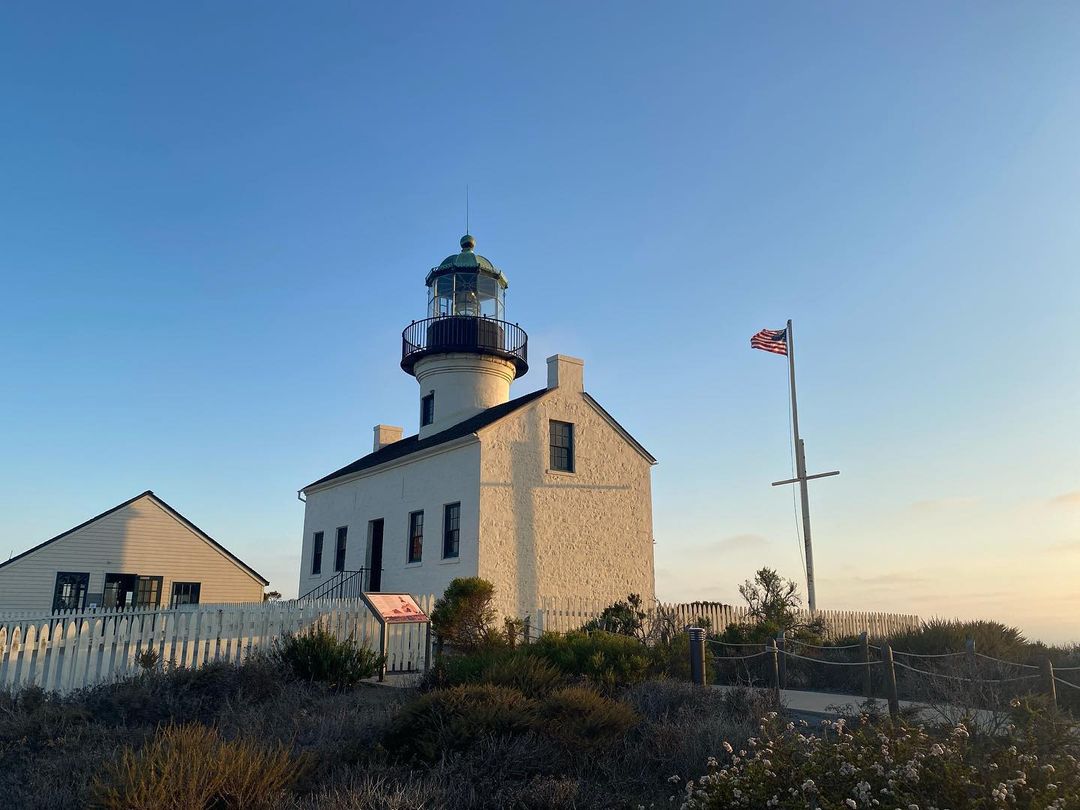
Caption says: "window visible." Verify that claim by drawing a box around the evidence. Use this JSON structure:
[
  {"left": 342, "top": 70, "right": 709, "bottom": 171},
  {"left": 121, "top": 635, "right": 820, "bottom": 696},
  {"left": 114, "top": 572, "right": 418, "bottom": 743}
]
[
  {"left": 421, "top": 393, "right": 435, "bottom": 426},
  {"left": 335, "top": 526, "right": 348, "bottom": 572},
  {"left": 549, "top": 420, "right": 575, "bottom": 472},
  {"left": 170, "top": 582, "right": 201, "bottom": 607},
  {"left": 311, "top": 531, "right": 324, "bottom": 575},
  {"left": 408, "top": 510, "right": 424, "bottom": 563},
  {"left": 443, "top": 503, "right": 460, "bottom": 559},
  {"left": 135, "top": 576, "right": 163, "bottom": 608},
  {"left": 52, "top": 572, "right": 89, "bottom": 612}
]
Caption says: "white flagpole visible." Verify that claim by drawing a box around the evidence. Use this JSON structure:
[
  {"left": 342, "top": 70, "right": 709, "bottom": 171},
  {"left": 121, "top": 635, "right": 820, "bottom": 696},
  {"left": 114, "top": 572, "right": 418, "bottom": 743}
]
[{"left": 786, "top": 319, "right": 818, "bottom": 613}]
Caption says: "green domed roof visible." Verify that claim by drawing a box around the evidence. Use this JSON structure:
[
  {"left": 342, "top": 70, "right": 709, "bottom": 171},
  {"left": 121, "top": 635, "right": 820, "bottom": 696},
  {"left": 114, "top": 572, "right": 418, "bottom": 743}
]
[{"left": 425, "top": 235, "right": 508, "bottom": 288}]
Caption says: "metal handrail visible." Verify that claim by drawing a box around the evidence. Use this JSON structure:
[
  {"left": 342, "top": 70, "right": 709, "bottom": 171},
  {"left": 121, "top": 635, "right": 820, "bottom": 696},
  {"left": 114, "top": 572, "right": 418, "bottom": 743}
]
[
  {"left": 401, "top": 315, "right": 528, "bottom": 376},
  {"left": 298, "top": 569, "right": 371, "bottom": 601}
]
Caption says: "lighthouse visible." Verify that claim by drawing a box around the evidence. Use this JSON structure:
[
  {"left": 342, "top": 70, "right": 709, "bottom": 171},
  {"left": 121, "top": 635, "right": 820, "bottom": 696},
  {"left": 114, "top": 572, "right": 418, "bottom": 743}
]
[{"left": 401, "top": 234, "right": 529, "bottom": 438}]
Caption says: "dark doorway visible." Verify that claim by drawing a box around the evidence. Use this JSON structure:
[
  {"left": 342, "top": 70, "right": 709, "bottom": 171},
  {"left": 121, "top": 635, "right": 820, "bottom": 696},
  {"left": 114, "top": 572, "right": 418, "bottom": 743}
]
[
  {"left": 103, "top": 573, "right": 162, "bottom": 609},
  {"left": 368, "top": 519, "right": 384, "bottom": 592}
]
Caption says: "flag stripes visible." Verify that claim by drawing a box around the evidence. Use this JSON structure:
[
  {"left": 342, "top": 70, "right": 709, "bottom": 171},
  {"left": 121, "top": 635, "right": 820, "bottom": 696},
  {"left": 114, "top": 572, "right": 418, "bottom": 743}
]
[{"left": 751, "top": 327, "right": 788, "bottom": 356}]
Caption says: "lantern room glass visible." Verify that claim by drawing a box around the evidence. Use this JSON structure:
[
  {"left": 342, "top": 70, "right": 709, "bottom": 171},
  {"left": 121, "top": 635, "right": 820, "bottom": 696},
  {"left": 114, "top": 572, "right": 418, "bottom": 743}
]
[{"left": 427, "top": 273, "right": 505, "bottom": 320}]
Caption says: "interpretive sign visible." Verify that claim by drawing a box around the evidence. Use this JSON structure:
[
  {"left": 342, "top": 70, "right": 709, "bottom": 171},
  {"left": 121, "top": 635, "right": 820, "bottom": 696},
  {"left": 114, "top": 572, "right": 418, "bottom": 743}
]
[
  {"left": 361, "top": 592, "right": 431, "bottom": 681},
  {"left": 363, "top": 592, "right": 428, "bottom": 624}
]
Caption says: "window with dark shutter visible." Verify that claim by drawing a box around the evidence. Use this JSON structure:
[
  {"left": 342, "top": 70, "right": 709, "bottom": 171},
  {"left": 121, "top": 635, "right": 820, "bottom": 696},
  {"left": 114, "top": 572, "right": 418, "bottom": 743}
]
[{"left": 549, "top": 420, "right": 575, "bottom": 472}]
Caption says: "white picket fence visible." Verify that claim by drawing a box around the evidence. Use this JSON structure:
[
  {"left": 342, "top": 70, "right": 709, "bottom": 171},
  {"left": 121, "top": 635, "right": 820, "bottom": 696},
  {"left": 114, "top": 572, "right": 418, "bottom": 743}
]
[
  {"left": 0, "top": 596, "right": 435, "bottom": 695},
  {"left": 0, "top": 594, "right": 921, "bottom": 695},
  {"left": 534, "top": 596, "right": 922, "bottom": 639}
]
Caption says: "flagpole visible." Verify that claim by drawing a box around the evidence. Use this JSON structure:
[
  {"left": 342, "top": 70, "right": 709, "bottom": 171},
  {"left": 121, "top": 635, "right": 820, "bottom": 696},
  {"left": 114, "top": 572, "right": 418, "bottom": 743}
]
[{"left": 786, "top": 319, "right": 817, "bottom": 613}]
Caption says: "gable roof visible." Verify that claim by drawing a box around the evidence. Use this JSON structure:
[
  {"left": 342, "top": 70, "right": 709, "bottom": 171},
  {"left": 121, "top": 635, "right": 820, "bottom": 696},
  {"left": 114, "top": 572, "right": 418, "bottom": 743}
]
[
  {"left": 583, "top": 393, "right": 657, "bottom": 464},
  {"left": 0, "top": 491, "right": 269, "bottom": 585},
  {"left": 305, "top": 387, "right": 551, "bottom": 490}
]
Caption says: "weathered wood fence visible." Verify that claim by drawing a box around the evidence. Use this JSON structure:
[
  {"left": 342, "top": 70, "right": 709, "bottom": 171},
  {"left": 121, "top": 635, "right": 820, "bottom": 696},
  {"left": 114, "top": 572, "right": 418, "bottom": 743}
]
[
  {"left": 0, "top": 596, "right": 434, "bottom": 694},
  {"left": 534, "top": 596, "right": 922, "bottom": 639}
]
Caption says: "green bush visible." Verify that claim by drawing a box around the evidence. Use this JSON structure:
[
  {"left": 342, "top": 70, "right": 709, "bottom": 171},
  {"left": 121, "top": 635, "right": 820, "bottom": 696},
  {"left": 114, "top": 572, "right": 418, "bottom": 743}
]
[
  {"left": 272, "top": 627, "right": 384, "bottom": 688},
  {"left": 886, "top": 618, "right": 1027, "bottom": 658},
  {"left": 92, "top": 723, "right": 306, "bottom": 809},
  {"left": 384, "top": 684, "right": 538, "bottom": 761},
  {"left": 430, "top": 577, "right": 500, "bottom": 652},
  {"left": 427, "top": 647, "right": 566, "bottom": 697},
  {"left": 537, "top": 686, "right": 638, "bottom": 750},
  {"left": 580, "top": 594, "right": 647, "bottom": 639},
  {"left": 528, "top": 631, "right": 652, "bottom": 690}
]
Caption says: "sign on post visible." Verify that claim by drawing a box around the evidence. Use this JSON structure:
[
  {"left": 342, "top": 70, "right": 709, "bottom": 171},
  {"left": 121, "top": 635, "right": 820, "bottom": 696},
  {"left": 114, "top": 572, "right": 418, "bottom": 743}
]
[{"left": 360, "top": 593, "right": 430, "bottom": 681}]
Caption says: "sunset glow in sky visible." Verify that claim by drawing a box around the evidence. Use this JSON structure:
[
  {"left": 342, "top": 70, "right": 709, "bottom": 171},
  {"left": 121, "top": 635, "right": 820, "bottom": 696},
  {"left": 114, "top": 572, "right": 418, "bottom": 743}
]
[{"left": 1, "top": 3, "right": 1077, "bottom": 641}]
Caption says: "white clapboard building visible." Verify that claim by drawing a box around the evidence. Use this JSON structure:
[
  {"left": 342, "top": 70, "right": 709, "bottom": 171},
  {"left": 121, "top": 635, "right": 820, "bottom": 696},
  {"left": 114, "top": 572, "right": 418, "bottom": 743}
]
[
  {"left": 298, "top": 235, "right": 657, "bottom": 618},
  {"left": 0, "top": 491, "right": 268, "bottom": 612}
]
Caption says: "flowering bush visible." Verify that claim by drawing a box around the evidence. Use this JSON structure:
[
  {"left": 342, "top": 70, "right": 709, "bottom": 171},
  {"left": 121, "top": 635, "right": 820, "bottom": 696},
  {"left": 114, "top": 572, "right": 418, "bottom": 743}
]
[{"left": 678, "top": 700, "right": 1079, "bottom": 809}]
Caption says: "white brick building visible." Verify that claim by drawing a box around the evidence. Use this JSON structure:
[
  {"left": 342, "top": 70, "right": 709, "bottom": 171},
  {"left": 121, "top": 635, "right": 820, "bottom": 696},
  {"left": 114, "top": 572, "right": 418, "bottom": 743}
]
[{"left": 297, "top": 235, "right": 656, "bottom": 617}]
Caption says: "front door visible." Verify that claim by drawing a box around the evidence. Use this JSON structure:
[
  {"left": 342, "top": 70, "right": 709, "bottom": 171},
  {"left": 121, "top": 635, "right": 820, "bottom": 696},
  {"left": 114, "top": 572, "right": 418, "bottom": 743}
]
[{"left": 368, "top": 519, "right": 384, "bottom": 592}]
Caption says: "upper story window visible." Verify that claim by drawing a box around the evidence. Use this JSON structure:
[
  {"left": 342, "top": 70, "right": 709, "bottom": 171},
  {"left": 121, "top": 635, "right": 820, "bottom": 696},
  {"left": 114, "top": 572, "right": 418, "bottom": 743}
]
[
  {"left": 443, "top": 502, "right": 461, "bottom": 559},
  {"left": 335, "top": 526, "right": 348, "bottom": 572},
  {"left": 421, "top": 393, "right": 435, "bottom": 426},
  {"left": 311, "top": 531, "right": 324, "bottom": 575},
  {"left": 408, "top": 510, "right": 424, "bottom": 563},
  {"left": 549, "top": 420, "right": 575, "bottom": 472}
]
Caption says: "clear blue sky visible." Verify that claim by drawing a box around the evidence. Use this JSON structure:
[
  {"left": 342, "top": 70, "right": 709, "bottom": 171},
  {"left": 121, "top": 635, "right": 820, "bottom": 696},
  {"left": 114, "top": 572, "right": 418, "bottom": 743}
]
[{"left": 2, "top": 3, "right": 1078, "bottom": 641}]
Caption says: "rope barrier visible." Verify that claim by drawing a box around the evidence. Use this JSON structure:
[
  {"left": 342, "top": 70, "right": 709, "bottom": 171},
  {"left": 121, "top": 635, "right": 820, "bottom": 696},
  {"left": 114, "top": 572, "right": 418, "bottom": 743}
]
[
  {"left": 891, "top": 650, "right": 966, "bottom": 659},
  {"left": 712, "top": 651, "right": 769, "bottom": 661},
  {"left": 1053, "top": 665, "right": 1080, "bottom": 672},
  {"left": 704, "top": 639, "right": 769, "bottom": 647},
  {"left": 789, "top": 640, "right": 864, "bottom": 651},
  {"left": 894, "top": 660, "right": 1036, "bottom": 686},
  {"left": 1053, "top": 677, "right": 1080, "bottom": 691},
  {"left": 974, "top": 652, "right": 1039, "bottom": 669},
  {"left": 781, "top": 650, "right": 878, "bottom": 667}
]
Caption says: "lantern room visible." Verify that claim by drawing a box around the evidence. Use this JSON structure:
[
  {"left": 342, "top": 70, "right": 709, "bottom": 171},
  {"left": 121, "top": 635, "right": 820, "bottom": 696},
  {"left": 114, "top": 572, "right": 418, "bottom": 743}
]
[{"left": 424, "top": 234, "right": 507, "bottom": 320}]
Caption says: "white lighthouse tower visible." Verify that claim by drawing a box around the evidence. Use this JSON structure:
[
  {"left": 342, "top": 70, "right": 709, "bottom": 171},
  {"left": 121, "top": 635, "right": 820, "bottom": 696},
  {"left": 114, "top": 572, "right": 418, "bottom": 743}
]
[{"left": 401, "top": 234, "right": 529, "bottom": 438}]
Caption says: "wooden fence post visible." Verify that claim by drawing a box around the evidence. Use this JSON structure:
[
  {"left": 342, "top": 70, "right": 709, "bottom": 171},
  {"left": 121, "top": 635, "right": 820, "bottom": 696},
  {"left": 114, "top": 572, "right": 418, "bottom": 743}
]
[
  {"left": 1043, "top": 658, "right": 1057, "bottom": 709},
  {"left": 688, "top": 627, "right": 706, "bottom": 686},
  {"left": 860, "top": 631, "right": 873, "bottom": 699},
  {"left": 768, "top": 638, "right": 780, "bottom": 701},
  {"left": 883, "top": 642, "right": 900, "bottom": 721},
  {"left": 776, "top": 631, "right": 787, "bottom": 689}
]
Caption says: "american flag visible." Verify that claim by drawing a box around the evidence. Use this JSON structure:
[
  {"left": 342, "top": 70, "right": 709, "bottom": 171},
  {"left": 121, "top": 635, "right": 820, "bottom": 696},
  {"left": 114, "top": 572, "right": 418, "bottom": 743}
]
[{"left": 750, "top": 327, "right": 788, "bottom": 356}]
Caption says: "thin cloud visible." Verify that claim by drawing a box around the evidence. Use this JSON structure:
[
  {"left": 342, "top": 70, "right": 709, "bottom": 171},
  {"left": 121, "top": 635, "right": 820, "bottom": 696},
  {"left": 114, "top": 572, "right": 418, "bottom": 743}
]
[
  {"left": 711, "top": 534, "right": 770, "bottom": 552},
  {"left": 1045, "top": 541, "right": 1080, "bottom": 554},
  {"left": 910, "top": 496, "right": 980, "bottom": 512},
  {"left": 1050, "top": 491, "right": 1080, "bottom": 508}
]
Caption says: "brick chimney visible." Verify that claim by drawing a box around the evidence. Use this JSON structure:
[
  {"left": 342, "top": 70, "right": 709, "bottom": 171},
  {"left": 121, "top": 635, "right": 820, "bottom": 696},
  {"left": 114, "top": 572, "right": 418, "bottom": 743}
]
[{"left": 373, "top": 424, "right": 403, "bottom": 452}]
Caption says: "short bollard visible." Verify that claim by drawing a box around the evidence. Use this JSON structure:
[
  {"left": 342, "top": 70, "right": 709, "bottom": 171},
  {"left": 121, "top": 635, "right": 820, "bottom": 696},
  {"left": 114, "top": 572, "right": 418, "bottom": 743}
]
[
  {"left": 1043, "top": 658, "right": 1057, "bottom": 709},
  {"left": 768, "top": 638, "right": 781, "bottom": 702},
  {"left": 883, "top": 642, "right": 900, "bottom": 721},
  {"left": 688, "top": 627, "right": 706, "bottom": 686}
]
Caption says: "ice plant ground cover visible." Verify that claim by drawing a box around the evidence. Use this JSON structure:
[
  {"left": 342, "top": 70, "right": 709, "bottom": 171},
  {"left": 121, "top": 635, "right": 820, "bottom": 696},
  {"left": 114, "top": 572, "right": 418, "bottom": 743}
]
[{"left": 676, "top": 699, "right": 1079, "bottom": 810}]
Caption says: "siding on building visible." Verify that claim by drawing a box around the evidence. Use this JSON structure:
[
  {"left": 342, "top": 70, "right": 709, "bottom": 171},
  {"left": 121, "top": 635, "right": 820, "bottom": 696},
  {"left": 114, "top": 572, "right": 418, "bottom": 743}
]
[
  {"left": 299, "top": 440, "right": 482, "bottom": 599},
  {"left": 0, "top": 494, "right": 266, "bottom": 612}
]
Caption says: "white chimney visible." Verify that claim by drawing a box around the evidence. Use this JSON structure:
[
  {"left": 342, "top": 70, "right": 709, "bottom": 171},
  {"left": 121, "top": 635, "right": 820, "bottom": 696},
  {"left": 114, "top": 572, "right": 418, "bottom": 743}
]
[
  {"left": 373, "top": 424, "right": 403, "bottom": 452},
  {"left": 546, "top": 354, "right": 584, "bottom": 392}
]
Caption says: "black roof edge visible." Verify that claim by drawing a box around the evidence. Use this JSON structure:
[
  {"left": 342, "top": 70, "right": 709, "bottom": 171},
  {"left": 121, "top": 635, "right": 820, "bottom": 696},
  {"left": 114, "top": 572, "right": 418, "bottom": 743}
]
[
  {"left": 582, "top": 392, "right": 657, "bottom": 464},
  {"left": 0, "top": 491, "right": 270, "bottom": 586}
]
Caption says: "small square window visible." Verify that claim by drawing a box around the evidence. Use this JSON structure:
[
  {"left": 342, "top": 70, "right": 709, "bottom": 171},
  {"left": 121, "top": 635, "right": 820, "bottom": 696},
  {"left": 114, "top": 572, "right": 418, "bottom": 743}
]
[
  {"left": 549, "top": 420, "right": 575, "bottom": 472},
  {"left": 408, "top": 510, "right": 424, "bottom": 563},
  {"left": 421, "top": 393, "right": 435, "bottom": 426}
]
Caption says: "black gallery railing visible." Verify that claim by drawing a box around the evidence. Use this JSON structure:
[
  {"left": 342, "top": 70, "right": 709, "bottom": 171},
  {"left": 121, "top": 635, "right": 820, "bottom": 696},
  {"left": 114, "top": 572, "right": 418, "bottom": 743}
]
[{"left": 401, "top": 316, "right": 529, "bottom": 376}]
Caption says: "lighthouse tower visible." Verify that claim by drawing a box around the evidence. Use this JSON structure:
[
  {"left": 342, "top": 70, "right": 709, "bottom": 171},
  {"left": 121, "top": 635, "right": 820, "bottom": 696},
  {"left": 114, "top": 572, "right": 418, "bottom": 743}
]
[{"left": 401, "top": 235, "right": 529, "bottom": 438}]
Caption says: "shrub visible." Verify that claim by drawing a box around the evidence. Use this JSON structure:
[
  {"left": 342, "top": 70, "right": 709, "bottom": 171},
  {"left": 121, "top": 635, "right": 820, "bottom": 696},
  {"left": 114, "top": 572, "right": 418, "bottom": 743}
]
[
  {"left": 580, "top": 594, "right": 648, "bottom": 640},
  {"left": 427, "top": 647, "right": 566, "bottom": 697},
  {"left": 528, "top": 631, "right": 652, "bottom": 690},
  {"left": 272, "top": 627, "right": 384, "bottom": 688},
  {"left": 384, "top": 684, "right": 538, "bottom": 761},
  {"left": 537, "top": 686, "right": 638, "bottom": 750},
  {"left": 92, "top": 723, "right": 305, "bottom": 809},
  {"left": 430, "top": 577, "right": 499, "bottom": 652}
]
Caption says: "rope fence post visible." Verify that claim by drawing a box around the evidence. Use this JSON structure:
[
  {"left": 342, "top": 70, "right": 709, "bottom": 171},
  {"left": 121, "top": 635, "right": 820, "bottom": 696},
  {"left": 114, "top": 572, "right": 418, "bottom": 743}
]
[
  {"left": 777, "top": 631, "right": 787, "bottom": 689},
  {"left": 768, "top": 638, "right": 780, "bottom": 702},
  {"left": 860, "top": 631, "right": 872, "bottom": 699},
  {"left": 688, "top": 627, "right": 706, "bottom": 686},
  {"left": 1043, "top": 658, "right": 1057, "bottom": 708},
  {"left": 883, "top": 642, "right": 900, "bottom": 721}
]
